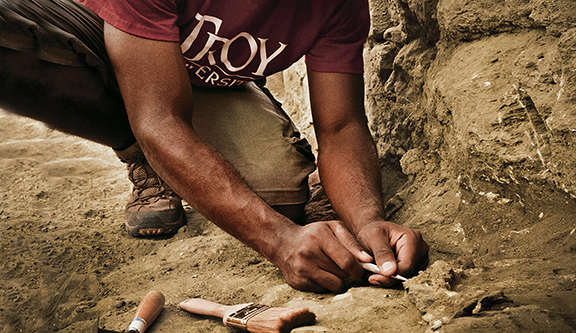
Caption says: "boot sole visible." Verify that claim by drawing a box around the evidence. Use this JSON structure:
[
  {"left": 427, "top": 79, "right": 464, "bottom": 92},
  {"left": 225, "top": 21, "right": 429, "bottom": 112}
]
[{"left": 124, "top": 208, "right": 186, "bottom": 237}]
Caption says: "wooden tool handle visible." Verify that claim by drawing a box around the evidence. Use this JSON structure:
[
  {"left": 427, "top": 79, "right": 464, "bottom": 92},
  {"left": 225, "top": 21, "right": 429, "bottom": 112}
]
[
  {"left": 179, "top": 298, "right": 250, "bottom": 321},
  {"left": 128, "top": 290, "right": 165, "bottom": 333}
]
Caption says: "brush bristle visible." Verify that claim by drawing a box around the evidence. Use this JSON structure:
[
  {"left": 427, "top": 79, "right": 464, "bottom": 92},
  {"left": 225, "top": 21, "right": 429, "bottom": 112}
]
[{"left": 246, "top": 307, "right": 316, "bottom": 333}]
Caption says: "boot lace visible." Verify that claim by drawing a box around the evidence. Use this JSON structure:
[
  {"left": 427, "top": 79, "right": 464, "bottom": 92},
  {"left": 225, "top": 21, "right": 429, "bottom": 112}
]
[{"left": 126, "top": 154, "right": 177, "bottom": 206}]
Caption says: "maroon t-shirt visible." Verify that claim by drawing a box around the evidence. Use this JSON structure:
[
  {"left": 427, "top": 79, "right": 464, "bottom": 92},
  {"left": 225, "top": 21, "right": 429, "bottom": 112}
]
[{"left": 78, "top": 0, "right": 369, "bottom": 87}]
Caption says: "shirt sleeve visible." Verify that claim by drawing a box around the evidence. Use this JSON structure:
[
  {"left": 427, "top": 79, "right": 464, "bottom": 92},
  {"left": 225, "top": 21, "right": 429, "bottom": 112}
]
[
  {"left": 78, "top": 0, "right": 180, "bottom": 41},
  {"left": 305, "top": 0, "right": 370, "bottom": 74}
]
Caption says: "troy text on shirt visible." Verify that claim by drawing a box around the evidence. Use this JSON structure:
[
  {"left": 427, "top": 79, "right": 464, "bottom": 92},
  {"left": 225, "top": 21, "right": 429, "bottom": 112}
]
[{"left": 181, "top": 13, "right": 287, "bottom": 86}]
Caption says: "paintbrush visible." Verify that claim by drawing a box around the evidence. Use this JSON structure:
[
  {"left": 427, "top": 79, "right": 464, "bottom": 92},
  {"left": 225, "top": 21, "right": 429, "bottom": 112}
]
[
  {"left": 360, "top": 262, "right": 408, "bottom": 282},
  {"left": 179, "top": 298, "right": 316, "bottom": 333}
]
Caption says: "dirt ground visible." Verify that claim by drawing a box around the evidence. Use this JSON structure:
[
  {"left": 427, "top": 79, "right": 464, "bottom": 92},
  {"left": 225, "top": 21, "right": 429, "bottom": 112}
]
[{"left": 1, "top": 108, "right": 575, "bottom": 332}]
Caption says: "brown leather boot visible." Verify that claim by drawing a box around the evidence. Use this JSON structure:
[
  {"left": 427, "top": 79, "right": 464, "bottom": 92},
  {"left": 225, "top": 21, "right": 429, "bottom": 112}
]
[{"left": 115, "top": 143, "right": 185, "bottom": 237}]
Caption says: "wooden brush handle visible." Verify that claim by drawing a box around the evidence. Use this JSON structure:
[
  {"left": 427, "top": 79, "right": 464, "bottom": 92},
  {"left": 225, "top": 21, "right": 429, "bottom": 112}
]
[
  {"left": 128, "top": 290, "right": 165, "bottom": 333},
  {"left": 179, "top": 299, "right": 249, "bottom": 321}
]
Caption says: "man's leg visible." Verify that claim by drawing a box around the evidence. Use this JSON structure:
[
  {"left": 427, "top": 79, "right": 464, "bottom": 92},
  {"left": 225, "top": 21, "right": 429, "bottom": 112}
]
[
  {"left": 0, "top": 0, "right": 185, "bottom": 236},
  {"left": 190, "top": 83, "right": 317, "bottom": 224},
  {"left": 0, "top": 47, "right": 134, "bottom": 148},
  {"left": 0, "top": 45, "right": 186, "bottom": 236}
]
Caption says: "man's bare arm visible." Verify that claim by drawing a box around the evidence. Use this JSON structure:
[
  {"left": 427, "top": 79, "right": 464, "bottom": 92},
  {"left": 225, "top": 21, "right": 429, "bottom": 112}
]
[
  {"left": 104, "top": 23, "right": 289, "bottom": 258},
  {"left": 308, "top": 70, "right": 428, "bottom": 285}
]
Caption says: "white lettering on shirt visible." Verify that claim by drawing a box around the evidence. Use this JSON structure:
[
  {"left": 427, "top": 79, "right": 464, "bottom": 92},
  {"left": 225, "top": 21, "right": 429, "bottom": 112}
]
[
  {"left": 253, "top": 38, "right": 287, "bottom": 76},
  {"left": 181, "top": 13, "right": 222, "bottom": 56},
  {"left": 181, "top": 13, "right": 287, "bottom": 85},
  {"left": 185, "top": 61, "right": 246, "bottom": 87},
  {"left": 220, "top": 32, "right": 258, "bottom": 72}
]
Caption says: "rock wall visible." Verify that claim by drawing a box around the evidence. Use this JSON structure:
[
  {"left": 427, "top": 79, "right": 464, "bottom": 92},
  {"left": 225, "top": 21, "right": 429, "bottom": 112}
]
[{"left": 277, "top": 0, "right": 576, "bottom": 199}]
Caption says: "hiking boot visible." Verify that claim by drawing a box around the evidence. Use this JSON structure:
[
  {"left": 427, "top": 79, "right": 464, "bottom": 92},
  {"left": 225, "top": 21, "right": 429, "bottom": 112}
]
[{"left": 115, "top": 142, "right": 185, "bottom": 237}]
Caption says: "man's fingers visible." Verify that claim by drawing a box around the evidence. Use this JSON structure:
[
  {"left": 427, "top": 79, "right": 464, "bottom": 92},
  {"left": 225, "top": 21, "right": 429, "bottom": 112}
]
[
  {"left": 368, "top": 236, "right": 428, "bottom": 287},
  {"left": 364, "top": 244, "right": 402, "bottom": 287},
  {"left": 367, "top": 273, "right": 401, "bottom": 286},
  {"left": 364, "top": 233, "right": 397, "bottom": 276},
  {"left": 315, "top": 268, "right": 345, "bottom": 292},
  {"left": 395, "top": 229, "right": 429, "bottom": 275},
  {"left": 286, "top": 260, "right": 346, "bottom": 293},
  {"left": 374, "top": 249, "right": 398, "bottom": 276},
  {"left": 326, "top": 221, "right": 370, "bottom": 279},
  {"left": 328, "top": 221, "right": 373, "bottom": 262}
]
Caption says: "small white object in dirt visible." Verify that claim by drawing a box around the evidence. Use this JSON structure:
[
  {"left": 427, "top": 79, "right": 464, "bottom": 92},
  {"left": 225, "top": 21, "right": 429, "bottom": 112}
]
[{"left": 359, "top": 262, "right": 408, "bottom": 282}]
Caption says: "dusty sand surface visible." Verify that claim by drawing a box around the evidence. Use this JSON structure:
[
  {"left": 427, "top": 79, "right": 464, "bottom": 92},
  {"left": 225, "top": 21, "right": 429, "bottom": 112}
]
[{"left": 1, "top": 109, "right": 576, "bottom": 332}]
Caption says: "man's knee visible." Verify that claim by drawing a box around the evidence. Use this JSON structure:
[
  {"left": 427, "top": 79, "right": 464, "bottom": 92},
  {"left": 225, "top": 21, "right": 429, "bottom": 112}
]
[{"left": 0, "top": 46, "right": 133, "bottom": 148}]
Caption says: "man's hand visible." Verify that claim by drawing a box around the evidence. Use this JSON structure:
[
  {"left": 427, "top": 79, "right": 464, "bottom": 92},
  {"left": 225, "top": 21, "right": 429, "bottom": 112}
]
[
  {"left": 357, "top": 221, "right": 429, "bottom": 286},
  {"left": 272, "top": 221, "right": 373, "bottom": 293},
  {"left": 271, "top": 219, "right": 427, "bottom": 292}
]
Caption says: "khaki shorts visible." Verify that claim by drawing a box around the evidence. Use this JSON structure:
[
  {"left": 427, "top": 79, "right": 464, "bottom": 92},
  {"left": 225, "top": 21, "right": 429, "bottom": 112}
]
[{"left": 0, "top": 0, "right": 316, "bottom": 206}]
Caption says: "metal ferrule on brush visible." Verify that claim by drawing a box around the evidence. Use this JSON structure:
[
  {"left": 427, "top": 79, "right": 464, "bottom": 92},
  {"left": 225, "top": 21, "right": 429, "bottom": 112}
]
[{"left": 225, "top": 303, "right": 272, "bottom": 330}]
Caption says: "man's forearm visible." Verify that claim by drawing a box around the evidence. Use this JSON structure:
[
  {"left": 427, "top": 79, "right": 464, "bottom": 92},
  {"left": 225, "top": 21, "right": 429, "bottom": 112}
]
[
  {"left": 316, "top": 120, "right": 386, "bottom": 235},
  {"left": 136, "top": 114, "right": 295, "bottom": 261},
  {"left": 307, "top": 71, "right": 387, "bottom": 236}
]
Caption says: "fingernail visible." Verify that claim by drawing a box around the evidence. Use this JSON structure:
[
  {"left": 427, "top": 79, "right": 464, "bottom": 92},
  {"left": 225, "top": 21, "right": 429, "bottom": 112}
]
[
  {"left": 361, "top": 251, "right": 370, "bottom": 257},
  {"left": 381, "top": 261, "right": 394, "bottom": 274}
]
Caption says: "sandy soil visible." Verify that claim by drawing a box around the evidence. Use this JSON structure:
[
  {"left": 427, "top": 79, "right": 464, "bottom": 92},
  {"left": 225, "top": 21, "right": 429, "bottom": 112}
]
[{"left": 1, "top": 109, "right": 575, "bottom": 332}]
